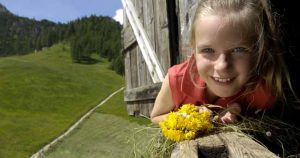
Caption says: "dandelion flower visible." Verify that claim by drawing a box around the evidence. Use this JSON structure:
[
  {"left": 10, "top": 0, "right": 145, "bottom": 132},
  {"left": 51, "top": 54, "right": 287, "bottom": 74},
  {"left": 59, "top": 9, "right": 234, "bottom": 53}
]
[{"left": 159, "top": 104, "right": 213, "bottom": 142}]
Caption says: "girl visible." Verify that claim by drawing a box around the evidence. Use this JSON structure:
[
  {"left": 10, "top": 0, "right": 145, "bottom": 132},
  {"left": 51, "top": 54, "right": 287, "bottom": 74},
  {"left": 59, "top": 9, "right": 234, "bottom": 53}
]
[{"left": 151, "top": 0, "right": 294, "bottom": 124}]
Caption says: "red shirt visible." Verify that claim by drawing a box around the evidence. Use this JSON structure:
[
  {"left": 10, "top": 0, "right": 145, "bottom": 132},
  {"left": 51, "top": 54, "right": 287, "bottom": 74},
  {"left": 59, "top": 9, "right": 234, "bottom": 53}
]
[{"left": 168, "top": 56, "right": 275, "bottom": 110}]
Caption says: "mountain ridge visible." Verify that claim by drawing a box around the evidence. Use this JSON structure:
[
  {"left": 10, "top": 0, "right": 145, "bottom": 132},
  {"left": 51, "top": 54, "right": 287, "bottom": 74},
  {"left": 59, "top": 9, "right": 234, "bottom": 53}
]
[{"left": 0, "top": 3, "right": 10, "bottom": 13}]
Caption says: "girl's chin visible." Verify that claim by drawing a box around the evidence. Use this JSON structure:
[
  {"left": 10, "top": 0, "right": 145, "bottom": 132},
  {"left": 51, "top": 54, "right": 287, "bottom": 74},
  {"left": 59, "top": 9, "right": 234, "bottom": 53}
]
[{"left": 210, "top": 87, "right": 241, "bottom": 98}]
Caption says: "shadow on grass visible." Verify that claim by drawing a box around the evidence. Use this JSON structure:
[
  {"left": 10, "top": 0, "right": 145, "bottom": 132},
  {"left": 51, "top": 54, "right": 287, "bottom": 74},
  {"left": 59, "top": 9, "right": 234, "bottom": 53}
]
[{"left": 73, "top": 57, "right": 103, "bottom": 65}]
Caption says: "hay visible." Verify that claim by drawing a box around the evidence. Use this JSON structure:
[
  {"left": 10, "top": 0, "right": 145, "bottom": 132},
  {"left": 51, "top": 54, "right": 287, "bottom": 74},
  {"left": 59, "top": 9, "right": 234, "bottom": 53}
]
[{"left": 130, "top": 125, "right": 175, "bottom": 158}]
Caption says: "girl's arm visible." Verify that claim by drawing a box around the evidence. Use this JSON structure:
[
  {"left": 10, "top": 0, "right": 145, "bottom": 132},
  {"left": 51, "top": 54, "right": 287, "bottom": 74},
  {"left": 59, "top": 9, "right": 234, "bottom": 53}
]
[{"left": 150, "top": 74, "right": 175, "bottom": 124}]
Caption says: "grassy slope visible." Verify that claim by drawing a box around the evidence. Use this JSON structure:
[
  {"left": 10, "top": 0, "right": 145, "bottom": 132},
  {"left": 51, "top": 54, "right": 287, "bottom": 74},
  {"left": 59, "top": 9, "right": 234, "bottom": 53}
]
[
  {"left": 0, "top": 43, "right": 124, "bottom": 158},
  {"left": 45, "top": 90, "right": 152, "bottom": 158}
]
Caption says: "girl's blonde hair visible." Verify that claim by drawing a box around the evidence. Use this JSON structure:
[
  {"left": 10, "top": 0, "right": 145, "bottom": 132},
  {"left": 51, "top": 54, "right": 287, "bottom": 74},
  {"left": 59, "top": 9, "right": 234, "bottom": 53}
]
[{"left": 190, "top": 0, "right": 297, "bottom": 102}]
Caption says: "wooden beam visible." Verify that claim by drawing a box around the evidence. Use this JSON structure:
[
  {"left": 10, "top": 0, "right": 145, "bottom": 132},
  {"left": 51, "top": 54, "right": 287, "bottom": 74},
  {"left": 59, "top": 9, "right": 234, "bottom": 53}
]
[
  {"left": 124, "top": 83, "right": 162, "bottom": 102},
  {"left": 171, "top": 140, "right": 198, "bottom": 158},
  {"left": 171, "top": 132, "right": 280, "bottom": 158},
  {"left": 217, "top": 132, "right": 279, "bottom": 158},
  {"left": 121, "top": 0, "right": 165, "bottom": 83}
]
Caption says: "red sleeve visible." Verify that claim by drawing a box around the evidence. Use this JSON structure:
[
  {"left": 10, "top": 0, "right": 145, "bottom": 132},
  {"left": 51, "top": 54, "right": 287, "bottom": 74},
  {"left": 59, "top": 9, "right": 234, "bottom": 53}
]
[{"left": 168, "top": 66, "right": 182, "bottom": 109}]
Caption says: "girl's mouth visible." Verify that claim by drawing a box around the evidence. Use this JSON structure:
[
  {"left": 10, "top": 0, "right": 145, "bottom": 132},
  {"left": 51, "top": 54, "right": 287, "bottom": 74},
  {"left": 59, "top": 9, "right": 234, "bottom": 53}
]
[{"left": 211, "top": 76, "right": 234, "bottom": 84}]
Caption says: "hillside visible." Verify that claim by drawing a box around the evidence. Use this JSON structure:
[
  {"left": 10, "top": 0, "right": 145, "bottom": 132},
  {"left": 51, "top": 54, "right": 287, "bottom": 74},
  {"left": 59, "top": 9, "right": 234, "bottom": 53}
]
[
  {"left": 0, "top": 43, "right": 124, "bottom": 158},
  {"left": 0, "top": 3, "right": 123, "bottom": 74},
  {"left": 0, "top": 3, "right": 58, "bottom": 56},
  {"left": 45, "top": 91, "right": 152, "bottom": 158}
]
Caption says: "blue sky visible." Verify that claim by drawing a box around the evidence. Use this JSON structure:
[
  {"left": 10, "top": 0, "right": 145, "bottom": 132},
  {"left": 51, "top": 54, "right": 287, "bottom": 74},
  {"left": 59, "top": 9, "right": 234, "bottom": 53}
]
[{"left": 0, "top": 0, "right": 123, "bottom": 24}]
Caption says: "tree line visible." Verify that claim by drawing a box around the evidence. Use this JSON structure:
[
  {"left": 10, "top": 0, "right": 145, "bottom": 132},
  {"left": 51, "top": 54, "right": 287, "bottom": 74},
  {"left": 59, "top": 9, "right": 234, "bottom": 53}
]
[{"left": 0, "top": 3, "right": 123, "bottom": 74}]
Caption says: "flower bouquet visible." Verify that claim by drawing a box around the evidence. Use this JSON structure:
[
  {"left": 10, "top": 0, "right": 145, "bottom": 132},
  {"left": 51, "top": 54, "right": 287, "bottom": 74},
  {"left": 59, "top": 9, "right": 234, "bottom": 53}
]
[{"left": 159, "top": 104, "right": 214, "bottom": 142}]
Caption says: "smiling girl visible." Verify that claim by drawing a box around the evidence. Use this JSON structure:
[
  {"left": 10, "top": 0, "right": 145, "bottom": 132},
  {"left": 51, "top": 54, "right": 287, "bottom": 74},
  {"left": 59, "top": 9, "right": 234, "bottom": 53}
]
[{"left": 151, "top": 0, "right": 292, "bottom": 124}]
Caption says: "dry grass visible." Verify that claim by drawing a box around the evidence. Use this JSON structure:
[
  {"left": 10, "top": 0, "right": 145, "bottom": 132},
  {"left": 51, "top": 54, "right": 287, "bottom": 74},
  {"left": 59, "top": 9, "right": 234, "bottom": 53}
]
[{"left": 130, "top": 125, "right": 175, "bottom": 158}]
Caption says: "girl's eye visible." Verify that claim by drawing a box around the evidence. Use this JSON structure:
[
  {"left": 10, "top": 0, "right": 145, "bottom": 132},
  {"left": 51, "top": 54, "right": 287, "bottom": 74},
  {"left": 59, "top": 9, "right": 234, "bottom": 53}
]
[
  {"left": 200, "top": 48, "right": 214, "bottom": 53},
  {"left": 231, "top": 47, "right": 248, "bottom": 53}
]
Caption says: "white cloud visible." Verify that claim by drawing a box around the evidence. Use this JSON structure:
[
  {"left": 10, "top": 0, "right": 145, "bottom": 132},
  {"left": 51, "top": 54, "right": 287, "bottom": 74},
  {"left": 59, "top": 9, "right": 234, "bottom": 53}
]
[{"left": 113, "top": 8, "right": 123, "bottom": 25}]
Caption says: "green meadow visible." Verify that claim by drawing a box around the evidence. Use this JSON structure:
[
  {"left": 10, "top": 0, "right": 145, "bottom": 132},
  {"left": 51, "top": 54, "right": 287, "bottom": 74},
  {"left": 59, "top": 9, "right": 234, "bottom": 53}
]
[
  {"left": 0, "top": 43, "right": 124, "bottom": 158},
  {"left": 45, "top": 89, "right": 152, "bottom": 158}
]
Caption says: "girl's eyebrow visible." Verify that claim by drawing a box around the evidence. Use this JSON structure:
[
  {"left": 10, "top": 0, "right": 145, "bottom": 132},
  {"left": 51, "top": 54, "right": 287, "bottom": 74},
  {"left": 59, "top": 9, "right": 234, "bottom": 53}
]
[
  {"left": 229, "top": 43, "right": 252, "bottom": 50},
  {"left": 197, "top": 44, "right": 212, "bottom": 49}
]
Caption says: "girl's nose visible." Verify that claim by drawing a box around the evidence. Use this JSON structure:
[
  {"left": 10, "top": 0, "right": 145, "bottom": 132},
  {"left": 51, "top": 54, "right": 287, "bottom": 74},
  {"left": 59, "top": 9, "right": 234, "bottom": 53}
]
[{"left": 214, "top": 53, "right": 229, "bottom": 70}]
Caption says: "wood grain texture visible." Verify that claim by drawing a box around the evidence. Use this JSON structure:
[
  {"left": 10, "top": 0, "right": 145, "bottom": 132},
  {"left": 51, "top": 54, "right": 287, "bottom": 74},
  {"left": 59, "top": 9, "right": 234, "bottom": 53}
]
[
  {"left": 171, "top": 140, "right": 198, "bottom": 158},
  {"left": 123, "top": 0, "right": 170, "bottom": 117},
  {"left": 171, "top": 132, "right": 279, "bottom": 158}
]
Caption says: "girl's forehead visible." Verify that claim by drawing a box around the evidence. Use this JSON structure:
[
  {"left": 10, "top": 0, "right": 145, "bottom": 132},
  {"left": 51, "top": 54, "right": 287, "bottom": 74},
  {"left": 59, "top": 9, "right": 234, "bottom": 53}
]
[{"left": 195, "top": 15, "right": 252, "bottom": 45}]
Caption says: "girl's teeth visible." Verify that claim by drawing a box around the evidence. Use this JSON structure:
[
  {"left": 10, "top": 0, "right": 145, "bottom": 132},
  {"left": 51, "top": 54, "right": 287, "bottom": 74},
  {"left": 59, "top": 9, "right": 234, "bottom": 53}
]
[{"left": 214, "top": 77, "right": 231, "bottom": 83}]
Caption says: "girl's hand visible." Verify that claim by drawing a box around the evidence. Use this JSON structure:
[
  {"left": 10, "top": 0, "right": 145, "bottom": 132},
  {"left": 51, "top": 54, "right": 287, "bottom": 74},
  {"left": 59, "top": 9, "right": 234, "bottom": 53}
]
[
  {"left": 219, "top": 111, "right": 238, "bottom": 124},
  {"left": 197, "top": 105, "right": 213, "bottom": 116},
  {"left": 219, "top": 103, "right": 241, "bottom": 124}
]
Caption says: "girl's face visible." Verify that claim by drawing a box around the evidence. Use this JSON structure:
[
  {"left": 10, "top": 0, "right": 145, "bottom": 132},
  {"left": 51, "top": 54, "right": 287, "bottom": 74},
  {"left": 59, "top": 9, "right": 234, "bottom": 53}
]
[{"left": 193, "top": 15, "right": 253, "bottom": 98}]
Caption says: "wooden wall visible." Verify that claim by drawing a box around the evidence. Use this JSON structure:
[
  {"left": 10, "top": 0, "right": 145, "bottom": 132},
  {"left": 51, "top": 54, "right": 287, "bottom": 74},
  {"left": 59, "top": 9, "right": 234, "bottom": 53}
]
[{"left": 123, "top": 0, "right": 171, "bottom": 117}]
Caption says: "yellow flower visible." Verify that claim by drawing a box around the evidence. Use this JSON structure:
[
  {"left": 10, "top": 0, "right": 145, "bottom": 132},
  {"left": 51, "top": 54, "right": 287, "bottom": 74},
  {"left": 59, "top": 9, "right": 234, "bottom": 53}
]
[{"left": 159, "top": 104, "right": 214, "bottom": 142}]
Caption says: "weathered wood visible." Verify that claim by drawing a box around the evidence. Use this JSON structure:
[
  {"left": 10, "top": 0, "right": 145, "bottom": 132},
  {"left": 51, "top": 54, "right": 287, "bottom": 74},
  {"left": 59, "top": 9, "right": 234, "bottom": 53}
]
[
  {"left": 218, "top": 132, "right": 279, "bottom": 158},
  {"left": 123, "top": 0, "right": 171, "bottom": 117},
  {"left": 177, "top": 0, "right": 199, "bottom": 62},
  {"left": 126, "top": 100, "right": 155, "bottom": 117},
  {"left": 154, "top": 0, "right": 171, "bottom": 72},
  {"left": 143, "top": 0, "right": 155, "bottom": 49},
  {"left": 122, "top": 5, "right": 136, "bottom": 51},
  {"left": 196, "top": 133, "right": 227, "bottom": 158},
  {"left": 124, "top": 48, "right": 132, "bottom": 90},
  {"left": 122, "top": 24, "right": 136, "bottom": 50},
  {"left": 124, "top": 83, "right": 161, "bottom": 102},
  {"left": 171, "top": 132, "right": 280, "bottom": 158},
  {"left": 131, "top": 47, "right": 138, "bottom": 88},
  {"left": 122, "top": 0, "right": 165, "bottom": 83},
  {"left": 171, "top": 140, "right": 198, "bottom": 158}
]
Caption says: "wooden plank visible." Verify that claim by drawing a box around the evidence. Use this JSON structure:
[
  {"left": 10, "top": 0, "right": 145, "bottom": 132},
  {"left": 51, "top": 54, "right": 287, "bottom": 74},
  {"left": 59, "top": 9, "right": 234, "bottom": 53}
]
[
  {"left": 171, "top": 132, "right": 279, "bottom": 158},
  {"left": 134, "top": 0, "right": 143, "bottom": 22},
  {"left": 122, "top": 26, "right": 136, "bottom": 50},
  {"left": 124, "top": 50, "right": 132, "bottom": 89},
  {"left": 154, "top": 0, "right": 171, "bottom": 72},
  {"left": 137, "top": 44, "right": 153, "bottom": 87},
  {"left": 145, "top": 0, "right": 156, "bottom": 86},
  {"left": 143, "top": 0, "right": 155, "bottom": 50},
  {"left": 124, "top": 83, "right": 162, "bottom": 102},
  {"left": 218, "top": 132, "right": 279, "bottom": 158},
  {"left": 135, "top": 0, "right": 145, "bottom": 87},
  {"left": 127, "top": 102, "right": 140, "bottom": 116},
  {"left": 126, "top": 100, "right": 155, "bottom": 117},
  {"left": 122, "top": 0, "right": 165, "bottom": 83},
  {"left": 131, "top": 47, "right": 138, "bottom": 88},
  {"left": 122, "top": 4, "right": 136, "bottom": 50},
  {"left": 146, "top": 102, "right": 154, "bottom": 117},
  {"left": 196, "top": 133, "right": 229, "bottom": 158},
  {"left": 140, "top": 0, "right": 156, "bottom": 86},
  {"left": 171, "top": 140, "right": 198, "bottom": 158},
  {"left": 139, "top": 100, "right": 154, "bottom": 117}
]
